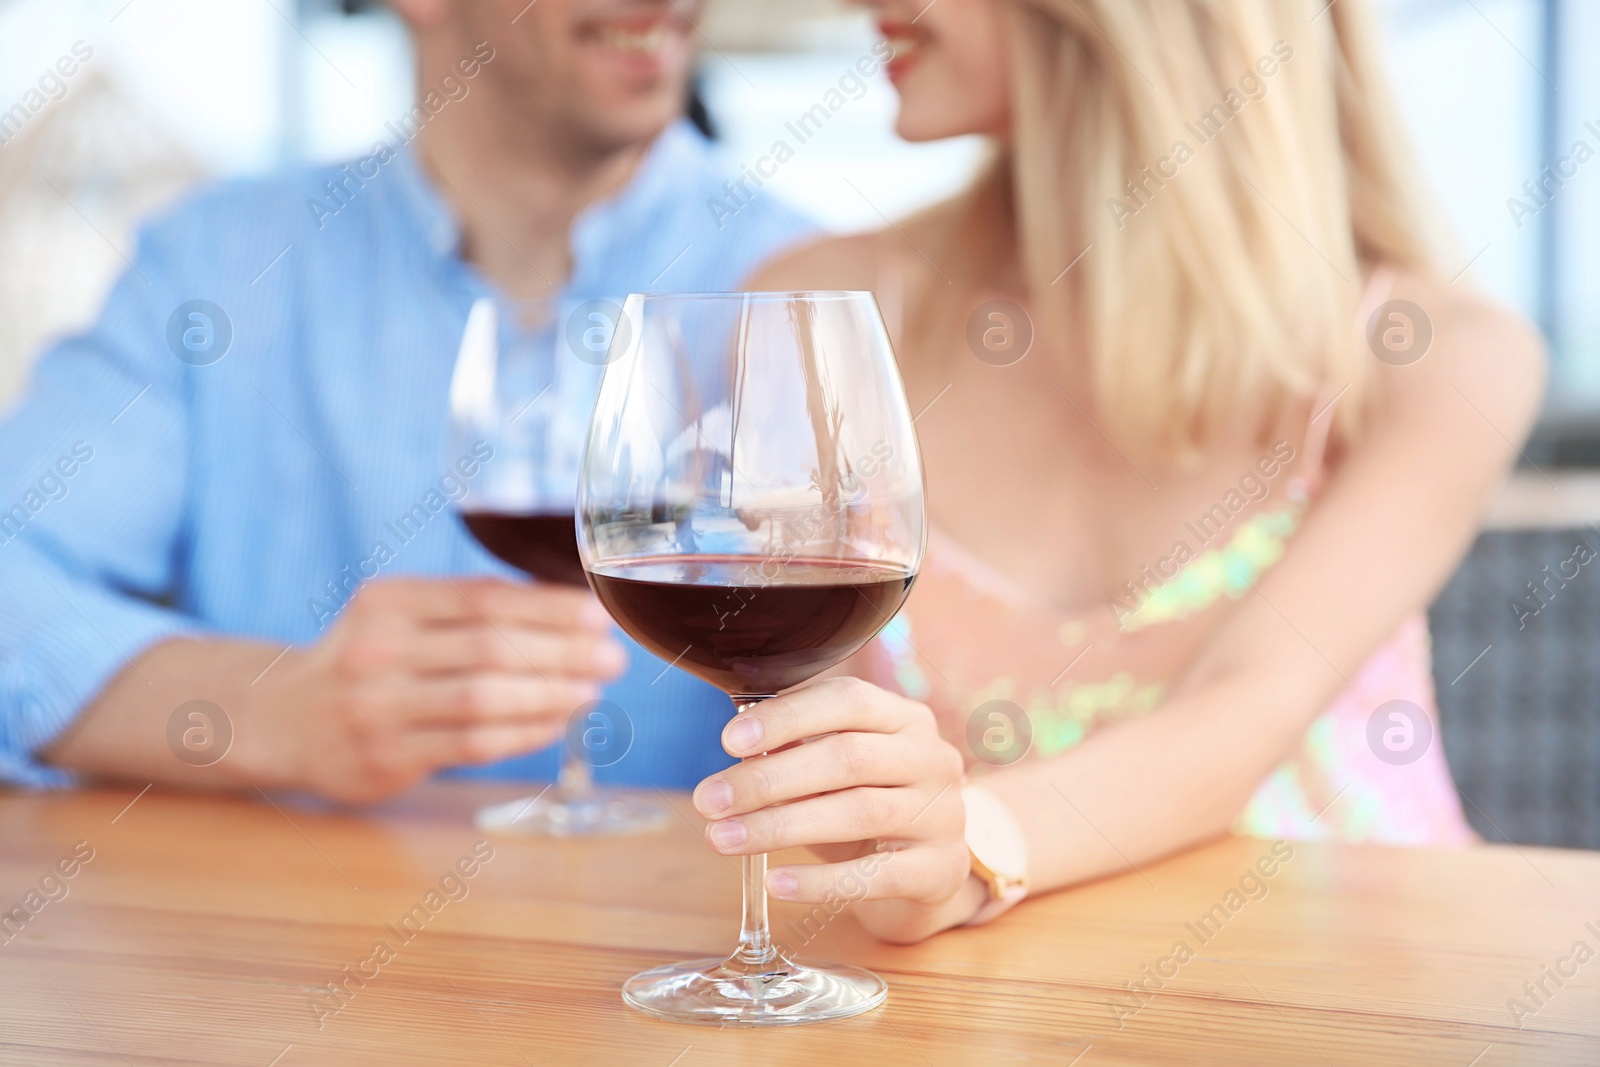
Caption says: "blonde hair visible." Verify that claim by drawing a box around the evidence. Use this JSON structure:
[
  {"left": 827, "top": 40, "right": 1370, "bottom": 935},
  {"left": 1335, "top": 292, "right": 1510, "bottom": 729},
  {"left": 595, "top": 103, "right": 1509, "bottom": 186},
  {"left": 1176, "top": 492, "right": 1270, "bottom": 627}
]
[{"left": 927, "top": 0, "right": 1437, "bottom": 460}]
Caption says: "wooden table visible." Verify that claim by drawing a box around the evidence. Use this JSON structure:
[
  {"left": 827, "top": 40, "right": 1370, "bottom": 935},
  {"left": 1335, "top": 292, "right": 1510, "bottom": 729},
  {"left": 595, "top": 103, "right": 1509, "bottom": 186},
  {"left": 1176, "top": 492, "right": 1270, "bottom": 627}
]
[{"left": 1, "top": 783, "right": 1596, "bottom": 1066}]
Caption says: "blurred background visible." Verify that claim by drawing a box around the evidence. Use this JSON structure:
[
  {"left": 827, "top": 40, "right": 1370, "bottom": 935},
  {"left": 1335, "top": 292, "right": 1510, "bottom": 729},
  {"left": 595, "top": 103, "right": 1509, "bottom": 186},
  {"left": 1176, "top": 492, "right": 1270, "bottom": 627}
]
[{"left": 0, "top": 0, "right": 1595, "bottom": 847}]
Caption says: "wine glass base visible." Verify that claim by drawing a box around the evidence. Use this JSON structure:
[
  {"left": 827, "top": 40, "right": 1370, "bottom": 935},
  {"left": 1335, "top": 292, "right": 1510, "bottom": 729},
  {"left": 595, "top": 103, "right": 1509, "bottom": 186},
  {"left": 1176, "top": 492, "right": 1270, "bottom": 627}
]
[
  {"left": 475, "top": 790, "right": 671, "bottom": 838},
  {"left": 622, "top": 954, "right": 887, "bottom": 1026}
]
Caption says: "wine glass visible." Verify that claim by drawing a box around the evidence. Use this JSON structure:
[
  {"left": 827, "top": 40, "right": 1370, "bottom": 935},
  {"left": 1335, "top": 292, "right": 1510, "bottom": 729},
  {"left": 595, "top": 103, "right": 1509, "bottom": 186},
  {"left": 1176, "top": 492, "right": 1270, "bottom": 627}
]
[
  {"left": 449, "top": 295, "right": 670, "bottom": 837},
  {"left": 578, "top": 292, "right": 925, "bottom": 1025}
]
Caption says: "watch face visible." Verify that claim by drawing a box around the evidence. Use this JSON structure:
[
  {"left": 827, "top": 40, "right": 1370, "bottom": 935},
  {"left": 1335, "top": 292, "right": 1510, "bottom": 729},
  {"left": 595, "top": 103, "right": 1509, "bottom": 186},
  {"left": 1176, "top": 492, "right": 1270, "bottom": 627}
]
[{"left": 963, "top": 785, "right": 1028, "bottom": 882}]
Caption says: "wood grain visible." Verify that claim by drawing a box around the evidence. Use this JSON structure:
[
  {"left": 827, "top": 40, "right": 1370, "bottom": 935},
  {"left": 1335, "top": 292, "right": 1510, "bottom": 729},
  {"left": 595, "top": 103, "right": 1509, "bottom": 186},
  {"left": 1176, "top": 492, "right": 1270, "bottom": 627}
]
[{"left": 1, "top": 782, "right": 1595, "bottom": 1066}]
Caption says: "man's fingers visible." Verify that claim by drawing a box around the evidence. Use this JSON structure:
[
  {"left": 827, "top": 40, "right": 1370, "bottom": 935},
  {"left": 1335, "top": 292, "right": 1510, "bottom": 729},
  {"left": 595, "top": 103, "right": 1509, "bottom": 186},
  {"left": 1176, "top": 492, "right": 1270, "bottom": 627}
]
[
  {"left": 404, "top": 720, "right": 568, "bottom": 769},
  {"left": 443, "top": 578, "right": 613, "bottom": 631},
  {"left": 356, "top": 672, "right": 599, "bottom": 728},
  {"left": 350, "top": 576, "right": 612, "bottom": 632},
  {"left": 692, "top": 732, "right": 926, "bottom": 818},
  {"left": 720, "top": 677, "right": 926, "bottom": 758},
  {"left": 338, "top": 625, "right": 627, "bottom": 680}
]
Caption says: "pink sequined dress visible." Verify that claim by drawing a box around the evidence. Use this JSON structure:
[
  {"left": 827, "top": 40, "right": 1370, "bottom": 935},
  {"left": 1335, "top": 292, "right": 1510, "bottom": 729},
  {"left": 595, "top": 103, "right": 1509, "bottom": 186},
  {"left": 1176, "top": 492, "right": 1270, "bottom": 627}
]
[{"left": 856, "top": 272, "right": 1475, "bottom": 847}]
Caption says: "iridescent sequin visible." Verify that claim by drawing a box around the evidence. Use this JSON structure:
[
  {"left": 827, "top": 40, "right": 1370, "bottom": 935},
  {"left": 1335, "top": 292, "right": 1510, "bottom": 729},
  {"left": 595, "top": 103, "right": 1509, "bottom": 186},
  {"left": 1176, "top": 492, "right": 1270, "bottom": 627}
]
[{"left": 1117, "top": 507, "right": 1301, "bottom": 632}]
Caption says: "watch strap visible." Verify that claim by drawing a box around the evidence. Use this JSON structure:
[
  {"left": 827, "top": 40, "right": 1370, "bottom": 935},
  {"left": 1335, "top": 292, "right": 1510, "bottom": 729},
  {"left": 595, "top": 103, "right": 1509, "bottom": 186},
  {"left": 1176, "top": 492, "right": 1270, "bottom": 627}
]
[{"left": 961, "top": 784, "right": 1029, "bottom": 926}]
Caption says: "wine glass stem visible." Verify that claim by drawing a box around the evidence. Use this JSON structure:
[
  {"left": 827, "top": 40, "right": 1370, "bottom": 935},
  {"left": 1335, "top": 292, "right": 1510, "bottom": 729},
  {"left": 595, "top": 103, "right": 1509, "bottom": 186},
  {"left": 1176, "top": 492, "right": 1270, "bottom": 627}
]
[
  {"left": 737, "top": 852, "right": 775, "bottom": 966},
  {"left": 558, "top": 751, "right": 594, "bottom": 798},
  {"left": 732, "top": 696, "right": 779, "bottom": 968}
]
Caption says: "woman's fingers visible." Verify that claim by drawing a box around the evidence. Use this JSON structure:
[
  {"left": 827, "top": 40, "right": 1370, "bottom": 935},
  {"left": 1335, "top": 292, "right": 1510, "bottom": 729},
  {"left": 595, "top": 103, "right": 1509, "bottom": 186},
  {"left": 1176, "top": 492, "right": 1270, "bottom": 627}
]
[
  {"left": 766, "top": 844, "right": 969, "bottom": 906},
  {"left": 721, "top": 677, "right": 929, "bottom": 757},
  {"left": 692, "top": 731, "right": 929, "bottom": 818},
  {"left": 703, "top": 784, "right": 962, "bottom": 857},
  {"left": 690, "top": 679, "right": 968, "bottom": 914}
]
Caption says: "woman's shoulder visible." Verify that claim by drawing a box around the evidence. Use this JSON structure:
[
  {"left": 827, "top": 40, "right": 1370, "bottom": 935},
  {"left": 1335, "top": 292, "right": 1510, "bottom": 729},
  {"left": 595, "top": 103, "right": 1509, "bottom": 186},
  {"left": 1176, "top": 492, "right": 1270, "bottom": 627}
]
[
  {"left": 1386, "top": 269, "right": 1543, "bottom": 354},
  {"left": 742, "top": 211, "right": 952, "bottom": 294},
  {"left": 744, "top": 229, "right": 902, "bottom": 294},
  {"left": 1367, "top": 267, "right": 1546, "bottom": 432}
]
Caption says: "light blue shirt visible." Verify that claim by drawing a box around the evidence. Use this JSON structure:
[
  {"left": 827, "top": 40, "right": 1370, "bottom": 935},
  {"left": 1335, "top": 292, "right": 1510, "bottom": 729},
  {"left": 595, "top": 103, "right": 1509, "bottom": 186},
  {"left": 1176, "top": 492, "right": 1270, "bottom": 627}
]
[{"left": 0, "top": 121, "right": 814, "bottom": 788}]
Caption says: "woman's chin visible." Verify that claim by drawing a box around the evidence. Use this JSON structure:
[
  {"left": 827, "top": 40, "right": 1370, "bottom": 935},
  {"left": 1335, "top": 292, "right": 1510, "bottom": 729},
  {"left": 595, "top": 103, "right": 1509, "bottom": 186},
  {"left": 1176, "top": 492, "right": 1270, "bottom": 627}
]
[
  {"left": 891, "top": 93, "right": 1006, "bottom": 143},
  {"left": 893, "top": 110, "right": 965, "bottom": 143}
]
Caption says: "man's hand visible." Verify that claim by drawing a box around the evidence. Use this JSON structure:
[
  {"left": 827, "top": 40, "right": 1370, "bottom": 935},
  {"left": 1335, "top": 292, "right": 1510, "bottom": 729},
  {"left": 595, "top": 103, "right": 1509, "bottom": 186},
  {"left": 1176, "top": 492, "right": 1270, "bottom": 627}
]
[
  {"left": 247, "top": 577, "right": 624, "bottom": 803},
  {"left": 48, "top": 577, "right": 626, "bottom": 805}
]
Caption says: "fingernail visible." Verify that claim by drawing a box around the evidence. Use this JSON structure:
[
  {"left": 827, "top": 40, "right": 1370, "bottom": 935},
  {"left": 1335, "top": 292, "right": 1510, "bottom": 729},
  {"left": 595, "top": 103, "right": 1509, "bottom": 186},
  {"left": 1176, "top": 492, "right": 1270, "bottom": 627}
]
[
  {"left": 767, "top": 871, "right": 799, "bottom": 899},
  {"left": 724, "top": 717, "right": 762, "bottom": 755},
  {"left": 581, "top": 601, "right": 612, "bottom": 630},
  {"left": 694, "top": 779, "right": 733, "bottom": 817},
  {"left": 707, "top": 819, "right": 746, "bottom": 849}
]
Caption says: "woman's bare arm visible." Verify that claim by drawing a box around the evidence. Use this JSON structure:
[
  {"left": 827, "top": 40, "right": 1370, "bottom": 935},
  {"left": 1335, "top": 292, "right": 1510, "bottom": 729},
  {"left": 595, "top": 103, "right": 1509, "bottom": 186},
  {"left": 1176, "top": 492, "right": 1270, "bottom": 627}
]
[{"left": 978, "top": 274, "right": 1545, "bottom": 893}]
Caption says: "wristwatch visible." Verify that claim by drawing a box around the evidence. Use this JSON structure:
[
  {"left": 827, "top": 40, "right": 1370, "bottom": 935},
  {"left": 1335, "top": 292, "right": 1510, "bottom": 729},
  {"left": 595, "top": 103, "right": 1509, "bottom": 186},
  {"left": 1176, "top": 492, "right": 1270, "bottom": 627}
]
[{"left": 961, "top": 783, "right": 1029, "bottom": 925}]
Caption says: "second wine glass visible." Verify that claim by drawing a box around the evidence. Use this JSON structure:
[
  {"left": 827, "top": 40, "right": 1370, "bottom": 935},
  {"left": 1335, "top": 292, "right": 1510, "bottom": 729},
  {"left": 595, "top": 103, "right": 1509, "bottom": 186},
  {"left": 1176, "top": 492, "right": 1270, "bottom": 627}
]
[{"left": 450, "top": 296, "right": 670, "bottom": 838}]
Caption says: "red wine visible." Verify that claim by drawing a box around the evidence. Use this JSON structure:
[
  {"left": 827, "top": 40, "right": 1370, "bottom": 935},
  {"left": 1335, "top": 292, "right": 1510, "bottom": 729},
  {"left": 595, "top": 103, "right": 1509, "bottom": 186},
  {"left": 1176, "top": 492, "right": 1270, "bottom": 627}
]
[
  {"left": 588, "top": 555, "right": 914, "bottom": 695},
  {"left": 462, "top": 512, "right": 586, "bottom": 586}
]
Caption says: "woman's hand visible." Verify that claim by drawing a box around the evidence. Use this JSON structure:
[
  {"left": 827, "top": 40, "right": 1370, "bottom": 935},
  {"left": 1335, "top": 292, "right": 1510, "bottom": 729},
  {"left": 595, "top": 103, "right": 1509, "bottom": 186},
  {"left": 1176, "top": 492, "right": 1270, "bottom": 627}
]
[{"left": 691, "top": 676, "right": 983, "bottom": 943}]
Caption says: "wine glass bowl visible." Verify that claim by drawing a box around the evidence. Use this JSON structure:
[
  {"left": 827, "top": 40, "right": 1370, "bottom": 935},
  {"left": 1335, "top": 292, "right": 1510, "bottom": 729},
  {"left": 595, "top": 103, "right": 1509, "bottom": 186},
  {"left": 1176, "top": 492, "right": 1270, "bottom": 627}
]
[{"left": 578, "top": 292, "right": 925, "bottom": 1025}]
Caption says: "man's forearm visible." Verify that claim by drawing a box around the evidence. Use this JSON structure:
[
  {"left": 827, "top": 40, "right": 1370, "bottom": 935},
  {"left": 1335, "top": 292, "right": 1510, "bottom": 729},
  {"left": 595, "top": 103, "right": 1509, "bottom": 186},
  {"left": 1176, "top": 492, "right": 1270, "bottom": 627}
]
[{"left": 43, "top": 637, "right": 293, "bottom": 791}]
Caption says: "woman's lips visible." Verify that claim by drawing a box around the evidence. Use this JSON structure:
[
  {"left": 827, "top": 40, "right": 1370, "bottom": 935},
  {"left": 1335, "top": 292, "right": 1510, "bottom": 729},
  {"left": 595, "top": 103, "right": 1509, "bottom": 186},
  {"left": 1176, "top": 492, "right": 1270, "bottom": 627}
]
[{"left": 878, "top": 22, "right": 924, "bottom": 84}]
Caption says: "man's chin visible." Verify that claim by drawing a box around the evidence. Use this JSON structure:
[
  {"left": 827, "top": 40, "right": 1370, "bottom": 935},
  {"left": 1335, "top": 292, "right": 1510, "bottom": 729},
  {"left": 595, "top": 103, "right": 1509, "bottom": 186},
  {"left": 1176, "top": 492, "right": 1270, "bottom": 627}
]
[{"left": 573, "top": 97, "right": 688, "bottom": 151}]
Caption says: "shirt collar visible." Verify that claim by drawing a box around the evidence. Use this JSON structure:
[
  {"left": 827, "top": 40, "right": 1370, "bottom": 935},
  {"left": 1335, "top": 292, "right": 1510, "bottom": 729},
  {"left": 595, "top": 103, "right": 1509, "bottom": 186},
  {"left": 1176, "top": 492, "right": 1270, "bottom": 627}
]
[
  {"left": 388, "top": 120, "right": 713, "bottom": 278},
  {"left": 389, "top": 143, "right": 461, "bottom": 260}
]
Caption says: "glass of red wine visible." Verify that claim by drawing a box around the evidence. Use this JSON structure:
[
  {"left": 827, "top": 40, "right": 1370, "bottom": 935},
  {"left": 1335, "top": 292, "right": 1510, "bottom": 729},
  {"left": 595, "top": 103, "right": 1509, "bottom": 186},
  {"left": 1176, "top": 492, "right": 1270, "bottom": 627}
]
[
  {"left": 449, "top": 296, "right": 670, "bottom": 838},
  {"left": 578, "top": 292, "right": 925, "bottom": 1025}
]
